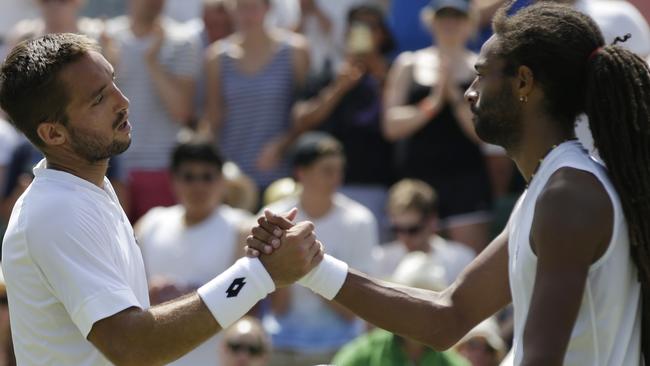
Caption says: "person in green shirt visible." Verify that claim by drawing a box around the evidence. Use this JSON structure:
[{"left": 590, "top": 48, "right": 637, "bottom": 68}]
[
  {"left": 332, "top": 252, "right": 470, "bottom": 366},
  {"left": 332, "top": 327, "right": 469, "bottom": 366}
]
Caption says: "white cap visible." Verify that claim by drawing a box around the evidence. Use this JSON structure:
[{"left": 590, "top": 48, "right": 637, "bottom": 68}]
[{"left": 391, "top": 251, "right": 448, "bottom": 291}]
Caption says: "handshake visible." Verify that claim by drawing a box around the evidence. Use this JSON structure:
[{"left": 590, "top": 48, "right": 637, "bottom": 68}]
[
  {"left": 244, "top": 209, "right": 348, "bottom": 295},
  {"left": 245, "top": 208, "right": 322, "bottom": 287},
  {"left": 198, "top": 208, "right": 348, "bottom": 330}
]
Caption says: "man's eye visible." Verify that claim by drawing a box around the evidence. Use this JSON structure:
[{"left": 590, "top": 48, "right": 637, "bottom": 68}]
[{"left": 93, "top": 94, "right": 104, "bottom": 106}]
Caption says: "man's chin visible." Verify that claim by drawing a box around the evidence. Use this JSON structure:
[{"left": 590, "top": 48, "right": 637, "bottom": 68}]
[{"left": 111, "top": 139, "right": 132, "bottom": 156}]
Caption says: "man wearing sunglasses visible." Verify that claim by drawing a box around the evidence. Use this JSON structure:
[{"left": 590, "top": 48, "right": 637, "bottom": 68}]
[
  {"left": 135, "top": 139, "right": 251, "bottom": 366},
  {"left": 373, "top": 179, "right": 475, "bottom": 284}
]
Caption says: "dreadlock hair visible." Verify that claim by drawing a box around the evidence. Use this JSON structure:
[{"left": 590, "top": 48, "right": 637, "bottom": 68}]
[{"left": 492, "top": 1, "right": 650, "bottom": 358}]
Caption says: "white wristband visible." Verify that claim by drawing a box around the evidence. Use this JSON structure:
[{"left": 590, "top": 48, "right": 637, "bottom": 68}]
[
  {"left": 298, "top": 254, "right": 349, "bottom": 300},
  {"left": 197, "top": 257, "right": 275, "bottom": 329}
]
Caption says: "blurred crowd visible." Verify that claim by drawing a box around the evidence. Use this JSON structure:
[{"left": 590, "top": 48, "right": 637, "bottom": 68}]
[{"left": 0, "top": 0, "right": 648, "bottom": 365}]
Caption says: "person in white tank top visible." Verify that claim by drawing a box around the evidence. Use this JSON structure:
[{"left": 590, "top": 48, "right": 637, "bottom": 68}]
[{"left": 246, "top": 2, "right": 650, "bottom": 365}]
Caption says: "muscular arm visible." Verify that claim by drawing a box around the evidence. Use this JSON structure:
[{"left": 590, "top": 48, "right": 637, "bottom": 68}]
[
  {"left": 521, "top": 168, "right": 612, "bottom": 365},
  {"left": 90, "top": 218, "right": 321, "bottom": 365},
  {"left": 88, "top": 294, "right": 219, "bottom": 366},
  {"left": 334, "top": 227, "right": 511, "bottom": 350}
]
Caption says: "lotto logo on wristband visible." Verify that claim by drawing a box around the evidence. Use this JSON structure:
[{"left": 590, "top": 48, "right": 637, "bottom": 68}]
[{"left": 226, "top": 277, "right": 247, "bottom": 298}]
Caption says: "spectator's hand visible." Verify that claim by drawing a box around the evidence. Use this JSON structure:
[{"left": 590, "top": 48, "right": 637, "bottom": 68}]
[
  {"left": 145, "top": 23, "right": 165, "bottom": 64},
  {"left": 246, "top": 209, "right": 297, "bottom": 256},
  {"left": 256, "top": 139, "right": 284, "bottom": 172},
  {"left": 99, "top": 18, "right": 120, "bottom": 67},
  {"left": 148, "top": 277, "right": 186, "bottom": 305},
  {"left": 258, "top": 217, "right": 324, "bottom": 287},
  {"left": 429, "top": 56, "right": 451, "bottom": 103},
  {"left": 335, "top": 61, "right": 364, "bottom": 94}
]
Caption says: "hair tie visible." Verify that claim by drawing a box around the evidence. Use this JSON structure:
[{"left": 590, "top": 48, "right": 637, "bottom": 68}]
[
  {"left": 588, "top": 47, "right": 602, "bottom": 62},
  {"left": 612, "top": 33, "right": 632, "bottom": 46}
]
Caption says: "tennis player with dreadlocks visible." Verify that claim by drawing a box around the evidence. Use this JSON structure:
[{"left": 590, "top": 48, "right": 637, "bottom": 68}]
[{"left": 247, "top": 2, "right": 650, "bottom": 365}]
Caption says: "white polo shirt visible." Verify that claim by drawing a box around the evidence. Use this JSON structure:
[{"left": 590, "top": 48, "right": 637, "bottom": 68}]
[{"left": 2, "top": 160, "right": 149, "bottom": 365}]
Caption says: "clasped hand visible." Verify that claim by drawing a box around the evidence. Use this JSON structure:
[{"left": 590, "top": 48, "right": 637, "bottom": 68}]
[{"left": 246, "top": 209, "right": 323, "bottom": 287}]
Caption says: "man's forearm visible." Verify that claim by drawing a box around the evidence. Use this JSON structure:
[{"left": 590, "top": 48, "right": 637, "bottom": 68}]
[
  {"left": 333, "top": 270, "right": 464, "bottom": 350},
  {"left": 90, "top": 257, "right": 275, "bottom": 365},
  {"left": 93, "top": 294, "right": 220, "bottom": 365}
]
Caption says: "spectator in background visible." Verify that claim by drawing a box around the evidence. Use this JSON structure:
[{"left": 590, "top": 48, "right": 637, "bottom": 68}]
[
  {"left": 200, "top": 0, "right": 235, "bottom": 47},
  {"left": 373, "top": 179, "right": 475, "bottom": 282},
  {"left": 262, "top": 132, "right": 378, "bottom": 366},
  {"left": 135, "top": 139, "right": 251, "bottom": 365},
  {"left": 164, "top": 0, "right": 204, "bottom": 23},
  {"left": 200, "top": 0, "right": 309, "bottom": 192},
  {"left": 80, "top": 0, "right": 126, "bottom": 18},
  {"left": 107, "top": 0, "right": 200, "bottom": 221},
  {"left": 383, "top": 0, "right": 492, "bottom": 253},
  {"left": 8, "top": 0, "right": 94, "bottom": 36},
  {"left": 265, "top": 0, "right": 300, "bottom": 30},
  {"left": 221, "top": 317, "right": 271, "bottom": 366},
  {"left": 332, "top": 252, "right": 469, "bottom": 366},
  {"left": 292, "top": 4, "right": 395, "bottom": 239},
  {"left": 192, "top": 0, "right": 235, "bottom": 122},
  {"left": 454, "top": 318, "right": 506, "bottom": 366},
  {"left": 0, "top": 116, "right": 20, "bottom": 203},
  {"left": 0, "top": 0, "right": 37, "bottom": 59},
  {"left": 293, "top": 0, "right": 337, "bottom": 77}
]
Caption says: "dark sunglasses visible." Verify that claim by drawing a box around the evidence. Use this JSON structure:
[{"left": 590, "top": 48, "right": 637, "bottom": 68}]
[
  {"left": 176, "top": 171, "right": 220, "bottom": 184},
  {"left": 226, "top": 341, "right": 265, "bottom": 357},
  {"left": 390, "top": 223, "right": 426, "bottom": 236}
]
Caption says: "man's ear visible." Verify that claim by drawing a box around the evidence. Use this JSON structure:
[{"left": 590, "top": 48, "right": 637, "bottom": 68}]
[
  {"left": 516, "top": 65, "right": 535, "bottom": 100},
  {"left": 36, "top": 122, "right": 67, "bottom": 147}
]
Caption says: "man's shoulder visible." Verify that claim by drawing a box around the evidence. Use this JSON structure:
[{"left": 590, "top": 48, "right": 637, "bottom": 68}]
[{"left": 532, "top": 167, "right": 613, "bottom": 256}]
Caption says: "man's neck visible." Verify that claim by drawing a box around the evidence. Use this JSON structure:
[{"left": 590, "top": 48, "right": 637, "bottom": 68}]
[
  {"left": 299, "top": 190, "right": 333, "bottom": 219},
  {"left": 238, "top": 28, "right": 272, "bottom": 50},
  {"left": 509, "top": 114, "right": 575, "bottom": 183},
  {"left": 45, "top": 152, "right": 108, "bottom": 188}
]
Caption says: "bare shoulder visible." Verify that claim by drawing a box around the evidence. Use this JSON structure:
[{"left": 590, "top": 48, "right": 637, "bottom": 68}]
[
  {"left": 532, "top": 167, "right": 613, "bottom": 260},
  {"left": 205, "top": 36, "right": 237, "bottom": 64},
  {"left": 272, "top": 28, "right": 308, "bottom": 52}
]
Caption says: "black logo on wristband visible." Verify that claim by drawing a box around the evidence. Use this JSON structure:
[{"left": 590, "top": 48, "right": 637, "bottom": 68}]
[{"left": 226, "top": 277, "right": 246, "bottom": 298}]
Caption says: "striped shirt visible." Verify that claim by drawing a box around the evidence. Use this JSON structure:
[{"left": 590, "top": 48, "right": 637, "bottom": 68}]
[
  {"left": 108, "top": 16, "right": 200, "bottom": 172},
  {"left": 218, "top": 41, "right": 294, "bottom": 188}
]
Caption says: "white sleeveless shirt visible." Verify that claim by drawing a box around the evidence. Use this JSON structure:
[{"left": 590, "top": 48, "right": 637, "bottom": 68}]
[{"left": 508, "top": 141, "right": 641, "bottom": 366}]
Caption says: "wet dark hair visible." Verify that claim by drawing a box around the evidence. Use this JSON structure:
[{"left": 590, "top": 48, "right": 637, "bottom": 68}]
[
  {"left": 493, "top": 1, "right": 650, "bottom": 357},
  {"left": 171, "top": 139, "right": 224, "bottom": 173},
  {"left": 0, "top": 33, "right": 100, "bottom": 146}
]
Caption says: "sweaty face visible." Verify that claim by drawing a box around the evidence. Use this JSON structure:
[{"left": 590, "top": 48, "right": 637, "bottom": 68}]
[
  {"left": 465, "top": 36, "right": 523, "bottom": 150},
  {"left": 59, "top": 51, "right": 131, "bottom": 162}
]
